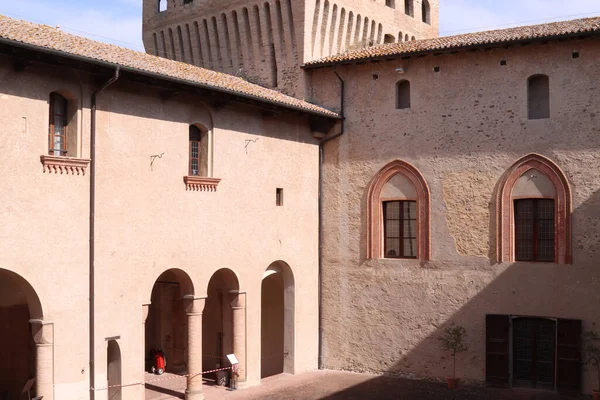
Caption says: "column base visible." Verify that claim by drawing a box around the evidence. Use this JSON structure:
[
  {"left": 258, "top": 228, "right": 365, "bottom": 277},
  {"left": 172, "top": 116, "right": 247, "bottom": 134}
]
[{"left": 184, "top": 388, "right": 205, "bottom": 400}]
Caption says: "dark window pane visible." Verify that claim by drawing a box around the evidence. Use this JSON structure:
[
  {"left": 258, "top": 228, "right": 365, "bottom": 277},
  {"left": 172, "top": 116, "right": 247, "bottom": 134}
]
[{"left": 515, "top": 199, "right": 555, "bottom": 262}]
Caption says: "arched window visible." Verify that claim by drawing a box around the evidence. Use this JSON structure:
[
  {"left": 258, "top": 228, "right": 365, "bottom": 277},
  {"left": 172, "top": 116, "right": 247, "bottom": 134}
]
[
  {"left": 386, "top": 0, "right": 396, "bottom": 8},
  {"left": 384, "top": 34, "right": 395, "bottom": 44},
  {"left": 404, "top": 0, "right": 413, "bottom": 16},
  {"left": 422, "top": 0, "right": 430, "bottom": 24},
  {"left": 189, "top": 124, "right": 208, "bottom": 176},
  {"left": 158, "top": 0, "right": 167, "bottom": 12},
  {"left": 528, "top": 74, "right": 550, "bottom": 119},
  {"left": 49, "top": 92, "right": 68, "bottom": 156},
  {"left": 405, "top": 34, "right": 409, "bottom": 42},
  {"left": 396, "top": 80, "right": 411, "bottom": 109},
  {"left": 496, "top": 154, "right": 572, "bottom": 264},
  {"left": 367, "top": 160, "right": 430, "bottom": 260}
]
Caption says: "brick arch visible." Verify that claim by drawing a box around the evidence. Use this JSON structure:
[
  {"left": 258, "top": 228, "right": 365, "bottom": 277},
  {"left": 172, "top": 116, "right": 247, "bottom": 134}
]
[
  {"left": 367, "top": 160, "right": 430, "bottom": 260},
  {"left": 496, "top": 153, "right": 572, "bottom": 264}
]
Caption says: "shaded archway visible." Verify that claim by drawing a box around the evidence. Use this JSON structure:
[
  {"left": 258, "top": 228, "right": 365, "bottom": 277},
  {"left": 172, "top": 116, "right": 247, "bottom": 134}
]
[
  {"left": 145, "top": 269, "right": 194, "bottom": 374},
  {"left": 261, "top": 261, "right": 295, "bottom": 378},
  {"left": 203, "top": 269, "right": 242, "bottom": 381},
  {"left": 0, "top": 268, "right": 47, "bottom": 399},
  {"left": 107, "top": 340, "right": 122, "bottom": 400}
]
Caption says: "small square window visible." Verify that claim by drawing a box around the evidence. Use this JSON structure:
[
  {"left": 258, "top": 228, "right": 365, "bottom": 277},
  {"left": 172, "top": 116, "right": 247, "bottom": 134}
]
[
  {"left": 572, "top": 51, "right": 580, "bottom": 59},
  {"left": 276, "top": 188, "right": 284, "bottom": 206}
]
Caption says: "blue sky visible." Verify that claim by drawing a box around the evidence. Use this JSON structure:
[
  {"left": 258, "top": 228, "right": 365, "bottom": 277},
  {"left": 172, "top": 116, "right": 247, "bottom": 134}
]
[{"left": 0, "top": 0, "right": 599, "bottom": 51}]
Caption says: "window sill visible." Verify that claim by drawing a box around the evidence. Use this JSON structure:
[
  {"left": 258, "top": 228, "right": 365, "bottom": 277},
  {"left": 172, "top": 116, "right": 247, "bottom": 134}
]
[
  {"left": 40, "top": 155, "right": 90, "bottom": 175},
  {"left": 183, "top": 176, "right": 221, "bottom": 192}
]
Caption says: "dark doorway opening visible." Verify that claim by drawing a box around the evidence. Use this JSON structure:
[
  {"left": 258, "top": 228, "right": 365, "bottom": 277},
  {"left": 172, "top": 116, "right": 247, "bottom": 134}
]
[{"left": 512, "top": 318, "right": 556, "bottom": 390}]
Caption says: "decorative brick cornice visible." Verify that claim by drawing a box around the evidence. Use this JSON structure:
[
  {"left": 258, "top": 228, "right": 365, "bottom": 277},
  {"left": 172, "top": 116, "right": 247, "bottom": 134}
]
[
  {"left": 40, "top": 155, "right": 90, "bottom": 175},
  {"left": 496, "top": 153, "right": 572, "bottom": 264},
  {"left": 366, "top": 159, "right": 431, "bottom": 261},
  {"left": 184, "top": 176, "right": 221, "bottom": 191}
]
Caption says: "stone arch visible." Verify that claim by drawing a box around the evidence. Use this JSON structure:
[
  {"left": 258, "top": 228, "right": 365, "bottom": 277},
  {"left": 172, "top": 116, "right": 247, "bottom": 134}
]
[
  {"left": 144, "top": 268, "right": 195, "bottom": 374},
  {"left": 203, "top": 268, "right": 243, "bottom": 375},
  {"left": 261, "top": 261, "right": 295, "bottom": 377},
  {"left": 367, "top": 160, "right": 431, "bottom": 260},
  {"left": 496, "top": 153, "right": 572, "bottom": 264},
  {"left": 0, "top": 268, "right": 51, "bottom": 399}
]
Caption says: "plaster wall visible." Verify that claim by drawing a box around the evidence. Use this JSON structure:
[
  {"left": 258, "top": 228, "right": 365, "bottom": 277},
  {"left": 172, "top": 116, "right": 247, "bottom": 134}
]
[
  {"left": 309, "top": 37, "right": 600, "bottom": 392},
  {"left": 0, "top": 55, "right": 320, "bottom": 399}
]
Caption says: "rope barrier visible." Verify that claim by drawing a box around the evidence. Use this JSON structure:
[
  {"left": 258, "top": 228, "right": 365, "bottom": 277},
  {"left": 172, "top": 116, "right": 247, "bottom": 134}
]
[{"left": 91, "top": 366, "right": 233, "bottom": 391}]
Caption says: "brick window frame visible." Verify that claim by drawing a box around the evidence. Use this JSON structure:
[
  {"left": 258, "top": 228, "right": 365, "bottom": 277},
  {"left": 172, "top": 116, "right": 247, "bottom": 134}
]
[
  {"left": 496, "top": 154, "right": 572, "bottom": 264},
  {"left": 367, "top": 160, "right": 430, "bottom": 260}
]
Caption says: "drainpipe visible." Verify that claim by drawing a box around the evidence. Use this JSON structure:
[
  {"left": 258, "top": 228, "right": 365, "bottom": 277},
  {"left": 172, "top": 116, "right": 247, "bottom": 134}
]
[
  {"left": 318, "top": 69, "right": 344, "bottom": 370},
  {"left": 89, "top": 67, "right": 120, "bottom": 400}
]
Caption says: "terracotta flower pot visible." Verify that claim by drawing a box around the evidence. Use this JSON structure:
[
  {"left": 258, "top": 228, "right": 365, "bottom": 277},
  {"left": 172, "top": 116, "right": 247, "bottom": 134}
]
[
  {"left": 592, "top": 390, "right": 600, "bottom": 400},
  {"left": 446, "top": 377, "right": 459, "bottom": 389}
]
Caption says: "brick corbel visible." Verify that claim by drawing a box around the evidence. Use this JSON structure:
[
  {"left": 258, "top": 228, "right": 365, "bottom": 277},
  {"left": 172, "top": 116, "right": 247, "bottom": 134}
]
[
  {"left": 40, "top": 155, "right": 90, "bottom": 175},
  {"left": 183, "top": 176, "right": 221, "bottom": 191}
]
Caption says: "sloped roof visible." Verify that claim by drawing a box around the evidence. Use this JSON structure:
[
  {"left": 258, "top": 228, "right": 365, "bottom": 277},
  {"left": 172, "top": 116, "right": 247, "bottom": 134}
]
[
  {"left": 305, "top": 16, "right": 600, "bottom": 68},
  {"left": 0, "top": 14, "right": 338, "bottom": 118}
]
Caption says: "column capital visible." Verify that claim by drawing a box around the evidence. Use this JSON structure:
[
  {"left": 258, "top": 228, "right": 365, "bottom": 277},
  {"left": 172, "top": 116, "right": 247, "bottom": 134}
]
[
  {"left": 184, "top": 296, "right": 206, "bottom": 314},
  {"left": 30, "top": 319, "right": 53, "bottom": 345},
  {"left": 228, "top": 291, "right": 246, "bottom": 308}
]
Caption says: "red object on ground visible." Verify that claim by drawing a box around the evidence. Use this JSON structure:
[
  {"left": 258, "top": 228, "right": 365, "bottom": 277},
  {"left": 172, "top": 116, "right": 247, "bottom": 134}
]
[{"left": 154, "top": 350, "right": 165, "bottom": 372}]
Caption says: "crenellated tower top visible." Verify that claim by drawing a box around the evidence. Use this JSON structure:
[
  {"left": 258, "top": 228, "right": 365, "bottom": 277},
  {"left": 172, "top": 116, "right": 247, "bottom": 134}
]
[{"left": 142, "top": 0, "right": 439, "bottom": 95}]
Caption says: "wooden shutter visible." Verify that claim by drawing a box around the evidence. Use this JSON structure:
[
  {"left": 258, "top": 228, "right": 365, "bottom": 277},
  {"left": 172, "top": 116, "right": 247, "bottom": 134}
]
[
  {"left": 486, "top": 314, "right": 510, "bottom": 387},
  {"left": 557, "top": 319, "right": 582, "bottom": 393}
]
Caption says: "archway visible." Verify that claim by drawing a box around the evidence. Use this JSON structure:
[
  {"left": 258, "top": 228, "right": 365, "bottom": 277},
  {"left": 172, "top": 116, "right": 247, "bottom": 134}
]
[
  {"left": 203, "top": 269, "right": 243, "bottom": 382},
  {"left": 0, "top": 268, "right": 46, "bottom": 399},
  {"left": 261, "top": 261, "right": 295, "bottom": 378},
  {"left": 145, "top": 269, "right": 194, "bottom": 374},
  {"left": 107, "top": 340, "right": 122, "bottom": 400}
]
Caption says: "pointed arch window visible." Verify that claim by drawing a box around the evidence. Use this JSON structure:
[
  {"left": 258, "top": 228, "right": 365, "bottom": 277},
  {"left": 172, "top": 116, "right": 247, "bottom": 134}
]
[
  {"left": 497, "top": 154, "right": 572, "bottom": 264},
  {"left": 367, "top": 160, "right": 430, "bottom": 260}
]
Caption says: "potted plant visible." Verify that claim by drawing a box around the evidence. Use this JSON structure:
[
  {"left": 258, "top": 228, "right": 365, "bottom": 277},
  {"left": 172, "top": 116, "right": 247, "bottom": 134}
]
[
  {"left": 584, "top": 330, "right": 600, "bottom": 400},
  {"left": 439, "top": 323, "right": 468, "bottom": 389}
]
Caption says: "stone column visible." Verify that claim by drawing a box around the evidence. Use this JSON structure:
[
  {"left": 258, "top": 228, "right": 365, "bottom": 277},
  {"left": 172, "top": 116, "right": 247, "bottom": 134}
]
[
  {"left": 31, "top": 320, "right": 53, "bottom": 400},
  {"left": 142, "top": 304, "right": 150, "bottom": 375},
  {"left": 185, "top": 298, "right": 205, "bottom": 400},
  {"left": 229, "top": 291, "right": 246, "bottom": 381}
]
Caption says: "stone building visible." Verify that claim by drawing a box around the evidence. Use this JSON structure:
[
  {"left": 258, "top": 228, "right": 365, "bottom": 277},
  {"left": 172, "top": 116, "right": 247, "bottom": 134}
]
[
  {"left": 2, "top": 3, "right": 600, "bottom": 400},
  {"left": 142, "top": 0, "right": 439, "bottom": 96},
  {"left": 306, "top": 17, "right": 600, "bottom": 395},
  {"left": 0, "top": 14, "right": 337, "bottom": 400}
]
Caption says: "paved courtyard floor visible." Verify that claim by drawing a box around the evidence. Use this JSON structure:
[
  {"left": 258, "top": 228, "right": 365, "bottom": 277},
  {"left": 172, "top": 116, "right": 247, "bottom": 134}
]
[{"left": 145, "top": 370, "right": 588, "bottom": 400}]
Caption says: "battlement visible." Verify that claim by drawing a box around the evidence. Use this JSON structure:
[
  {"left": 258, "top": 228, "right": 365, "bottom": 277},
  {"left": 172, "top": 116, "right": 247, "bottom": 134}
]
[{"left": 142, "top": 0, "right": 439, "bottom": 95}]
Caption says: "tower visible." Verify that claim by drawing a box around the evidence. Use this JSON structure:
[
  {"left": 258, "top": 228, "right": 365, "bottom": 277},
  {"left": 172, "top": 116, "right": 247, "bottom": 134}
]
[{"left": 142, "top": 0, "right": 439, "bottom": 96}]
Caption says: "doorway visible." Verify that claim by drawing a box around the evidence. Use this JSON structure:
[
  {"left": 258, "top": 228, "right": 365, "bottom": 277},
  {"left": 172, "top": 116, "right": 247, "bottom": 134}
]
[
  {"left": 107, "top": 340, "right": 122, "bottom": 400},
  {"left": 512, "top": 317, "right": 556, "bottom": 390}
]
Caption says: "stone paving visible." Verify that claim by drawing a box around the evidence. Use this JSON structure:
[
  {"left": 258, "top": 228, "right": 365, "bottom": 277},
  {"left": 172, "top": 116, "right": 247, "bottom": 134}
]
[{"left": 144, "top": 370, "right": 588, "bottom": 400}]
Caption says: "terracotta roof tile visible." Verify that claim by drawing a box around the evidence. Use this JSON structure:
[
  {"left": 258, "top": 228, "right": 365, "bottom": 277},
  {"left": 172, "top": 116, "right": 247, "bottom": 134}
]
[
  {"left": 305, "top": 16, "right": 600, "bottom": 67},
  {"left": 0, "top": 14, "right": 339, "bottom": 118}
]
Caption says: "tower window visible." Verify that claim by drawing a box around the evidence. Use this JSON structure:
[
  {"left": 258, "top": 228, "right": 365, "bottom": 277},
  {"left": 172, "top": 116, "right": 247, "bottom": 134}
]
[
  {"left": 404, "top": 0, "right": 413, "bottom": 16},
  {"left": 528, "top": 74, "right": 550, "bottom": 120},
  {"left": 386, "top": 0, "right": 396, "bottom": 8},
  {"left": 276, "top": 188, "right": 284, "bottom": 206},
  {"left": 422, "top": 0, "right": 431, "bottom": 24},
  {"left": 396, "top": 80, "right": 411, "bottom": 109},
  {"left": 158, "top": 0, "right": 167, "bottom": 12}
]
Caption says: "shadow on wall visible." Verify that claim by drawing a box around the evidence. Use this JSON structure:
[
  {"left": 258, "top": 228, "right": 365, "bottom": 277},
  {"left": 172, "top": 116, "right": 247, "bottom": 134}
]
[{"left": 319, "top": 184, "right": 600, "bottom": 398}]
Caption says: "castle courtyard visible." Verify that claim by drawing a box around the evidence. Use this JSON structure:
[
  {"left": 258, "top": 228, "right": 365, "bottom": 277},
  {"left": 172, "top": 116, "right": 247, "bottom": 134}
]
[{"left": 145, "top": 370, "right": 584, "bottom": 400}]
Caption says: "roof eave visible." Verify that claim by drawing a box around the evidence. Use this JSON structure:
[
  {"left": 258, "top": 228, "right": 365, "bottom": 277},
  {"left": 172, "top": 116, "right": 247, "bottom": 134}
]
[
  {"left": 302, "top": 30, "right": 600, "bottom": 70},
  {"left": 0, "top": 37, "right": 340, "bottom": 120}
]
